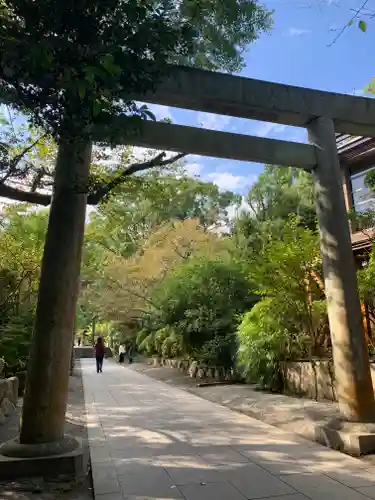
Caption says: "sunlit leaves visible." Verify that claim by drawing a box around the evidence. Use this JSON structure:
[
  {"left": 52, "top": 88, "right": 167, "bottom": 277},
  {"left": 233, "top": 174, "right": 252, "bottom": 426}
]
[
  {"left": 364, "top": 77, "right": 375, "bottom": 95},
  {"left": 143, "top": 255, "right": 254, "bottom": 363},
  {"left": 0, "top": 110, "right": 56, "bottom": 191},
  {"left": 1, "top": 0, "right": 271, "bottom": 138},
  {"left": 359, "top": 19, "right": 367, "bottom": 32}
]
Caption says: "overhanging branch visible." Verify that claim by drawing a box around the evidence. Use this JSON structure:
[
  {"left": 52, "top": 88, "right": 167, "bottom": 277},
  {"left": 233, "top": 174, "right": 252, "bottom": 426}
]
[
  {"left": 89, "top": 151, "right": 185, "bottom": 204},
  {"left": 0, "top": 151, "right": 185, "bottom": 206},
  {"left": 0, "top": 184, "right": 51, "bottom": 205}
]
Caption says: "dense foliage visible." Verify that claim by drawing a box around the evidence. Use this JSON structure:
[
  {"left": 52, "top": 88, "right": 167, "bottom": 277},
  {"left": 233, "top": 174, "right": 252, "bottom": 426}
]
[
  {"left": 0, "top": 159, "right": 332, "bottom": 390},
  {"left": 0, "top": 206, "right": 47, "bottom": 374},
  {"left": 139, "top": 256, "right": 256, "bottom": 367},
  {"left": 1, "top": 0, "right": 274, "bottom": 444},
  {"left": 1, "top": 0, "right": 271, "bottom": 139},
  {"left": 236, "top": 218, "right": 329, "bottom": 389}
]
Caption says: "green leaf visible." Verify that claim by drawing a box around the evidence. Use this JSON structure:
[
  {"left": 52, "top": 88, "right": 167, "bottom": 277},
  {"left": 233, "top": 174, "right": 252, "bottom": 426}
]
[
  {"left": 348, "top": 19, "right": 353, "bottom": 27},
  {"left": 92, "top": 100, "right": 102, "bottom": 117},
  {"left": 364, "top": 77, "right": 375, "bottom": 95},
  {"left": 84, "top": 67, "right": 95, "bottom": 84},
  {"left": 100, "top": 54, "right": 121, "bottom": 76},
  {"left": 359, "top": 20, "right": 367, "bottom": 32},
  {"left": 78, "top": 86, "right": 86, "bottom": 99}
]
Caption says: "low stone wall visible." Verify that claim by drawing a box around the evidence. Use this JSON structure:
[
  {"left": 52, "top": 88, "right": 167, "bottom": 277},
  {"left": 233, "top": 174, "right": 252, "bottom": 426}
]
[
  {"left": 150, "top": 357, "right": 237, "bottom": 382},
  {"left": 0, "top": 376, "right": 19, "bottom": 424},
  {"left": 282, "top": 360, "right": 375, "bottom": 401}
]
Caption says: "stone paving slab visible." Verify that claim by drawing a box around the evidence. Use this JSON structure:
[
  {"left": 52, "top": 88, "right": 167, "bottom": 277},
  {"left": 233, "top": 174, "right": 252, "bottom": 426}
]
[
  {"left": 127, "top": 360, "right": 341, "bottom": 444},
  {"left": 81, "top": 360, "right": 375, "bottom": 500}
]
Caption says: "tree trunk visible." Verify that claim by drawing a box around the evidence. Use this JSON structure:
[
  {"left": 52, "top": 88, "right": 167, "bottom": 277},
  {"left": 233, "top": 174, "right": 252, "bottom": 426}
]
[
  {"left": 20, "top": 137, "right": 92, "bottom": 444},
  {"left": 308, "top": 117, "right": 375, "bottom": 422}
]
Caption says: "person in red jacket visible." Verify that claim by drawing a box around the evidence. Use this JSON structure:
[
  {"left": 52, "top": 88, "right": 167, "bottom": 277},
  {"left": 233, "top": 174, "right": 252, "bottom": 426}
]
[{"left": 94, "top": 337, "right": 105, "bottom": 373}]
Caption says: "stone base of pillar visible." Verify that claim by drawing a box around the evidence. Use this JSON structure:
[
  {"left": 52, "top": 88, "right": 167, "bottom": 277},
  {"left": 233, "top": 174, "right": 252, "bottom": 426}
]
[
  {"left": 315, "top": 419, "right": 375, "bottom": 456},
  {"left": 0, "top": 436, "right": 86, "bottom": 480}
]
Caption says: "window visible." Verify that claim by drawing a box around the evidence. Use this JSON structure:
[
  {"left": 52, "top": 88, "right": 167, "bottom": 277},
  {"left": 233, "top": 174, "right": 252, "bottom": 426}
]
[{"left": 350, "top": 167, "right": 375, "bottom": 213}]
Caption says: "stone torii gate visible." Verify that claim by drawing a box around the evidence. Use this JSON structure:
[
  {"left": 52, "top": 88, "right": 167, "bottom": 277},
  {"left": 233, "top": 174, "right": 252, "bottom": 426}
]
[{"left": 120, "top": 66, "right": 375, "bottom": 438}]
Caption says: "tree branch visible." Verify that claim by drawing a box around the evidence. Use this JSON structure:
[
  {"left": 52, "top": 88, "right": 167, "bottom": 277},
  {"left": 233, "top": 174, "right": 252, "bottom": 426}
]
[
  {"left": 9, "top": 134, "right": 47, "bottom": 172},
  {"left": 328, "top": 0, "right": 369, "bottom": 46},
  {"left": 88, "top": 151, "right": 185, "bottom": 204},
  {"left": 0, "top": 151, "right": 185, "bottom": 206},
  {"left": 0, "top": 183, "right": 51, "bottom": 205}
]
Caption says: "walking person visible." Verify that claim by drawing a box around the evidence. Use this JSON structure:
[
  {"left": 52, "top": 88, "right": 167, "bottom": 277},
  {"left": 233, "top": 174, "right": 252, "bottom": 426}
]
[
  {"left": 94, "top": 337, "right": 105, "bottom": 373},
  {"left": 118, "top": 343, "right": 125, "bottom": 363}
]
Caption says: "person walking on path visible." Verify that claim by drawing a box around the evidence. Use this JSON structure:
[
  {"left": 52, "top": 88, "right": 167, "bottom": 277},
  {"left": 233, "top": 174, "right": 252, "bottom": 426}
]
[
  {"left": 94, "top": 337, "right": 105, "bottom": 373},
  {"left": 118, "top": 344, "right": 126, "bottom": 363}
]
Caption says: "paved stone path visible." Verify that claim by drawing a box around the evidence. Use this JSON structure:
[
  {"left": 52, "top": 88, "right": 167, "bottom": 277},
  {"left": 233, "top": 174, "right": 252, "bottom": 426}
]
[
  {"left": 81, "top": 360, "right": 375, "bottom": 500},
  {"left": 127, "top": 360, "right": 341, "bottom": 446}
]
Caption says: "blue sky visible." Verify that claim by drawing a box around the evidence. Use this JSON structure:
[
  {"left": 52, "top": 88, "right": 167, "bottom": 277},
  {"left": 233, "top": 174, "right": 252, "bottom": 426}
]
[{"left": 146, "top": 0, "right": 375, "bottom": 194}]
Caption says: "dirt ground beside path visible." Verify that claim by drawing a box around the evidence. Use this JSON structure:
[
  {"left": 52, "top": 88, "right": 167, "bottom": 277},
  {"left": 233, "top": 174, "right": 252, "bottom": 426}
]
[{"left": 0, "top": 362, "right": 93, "bottom": 500}]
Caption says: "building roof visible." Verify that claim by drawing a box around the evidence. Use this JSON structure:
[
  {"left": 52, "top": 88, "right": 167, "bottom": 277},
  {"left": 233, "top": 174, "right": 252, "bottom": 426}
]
[{"left": 336, "top": 133, "right": 375, "bottom": 165}]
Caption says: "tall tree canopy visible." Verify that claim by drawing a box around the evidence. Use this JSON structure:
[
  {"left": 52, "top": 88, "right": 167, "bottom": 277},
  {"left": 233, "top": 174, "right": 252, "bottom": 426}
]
[
  {"left": 88, "top": 165, "right": 240, "bottom": 258},
  {"left": 1, "top": 0, "right": 272, "bottom": 139},
  {"left": 80, "top": 167, "right": 238, "bottom": 326},
  {"left": 0, "top": 0, "right": 272, "bottom": 446},
  {"left": 234, "top": 165, "right": 316, "bottom": 253}
]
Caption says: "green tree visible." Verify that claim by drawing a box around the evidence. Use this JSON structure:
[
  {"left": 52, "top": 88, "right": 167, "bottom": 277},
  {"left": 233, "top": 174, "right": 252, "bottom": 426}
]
[
  {"left": 1, "top": 0, "right": 272, "bottom": 445},
  {"left": 78, "top": 166, "right": 239, "bottom": 330},
  {"left": 236, "top": 217, "right": 329, "bottom": 389},
  {"left": 0, "top": 206, "right": 48, "bottom": 372},
  {"left": 141, "top": 256, "right": 255, "bottom": 368},
  {"left": 80, "top": 217, "right": 232, "bottom": 336},
  {"left": 234, "top": 165, "right": 316, "bottom": 254},
  {"left": 88, "top": 166, "right": 240, "bottom": 258}
]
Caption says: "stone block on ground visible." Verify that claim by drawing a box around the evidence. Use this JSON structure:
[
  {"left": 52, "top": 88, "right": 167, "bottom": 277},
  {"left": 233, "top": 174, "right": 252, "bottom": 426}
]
[
  {"left": 6, "top": 376, "right": 19, "bottom": 405},
  {"left": 315, "top": 420, "right": 375, "bottom": 457},
  {"left": 188, "top": 361, "right": 199, "bottom": 378},
  {"left": 0, "top": 398, "right": 15, "bottom": 417},
  {"left": 0, "top": 437, "right": 86, "bottom": 480},
  {"left": 0, "top": 380, "right": 6, "bottom": 401}
]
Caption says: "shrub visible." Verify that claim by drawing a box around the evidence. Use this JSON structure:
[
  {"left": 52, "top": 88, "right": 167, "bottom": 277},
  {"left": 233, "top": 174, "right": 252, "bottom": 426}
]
[
  {"left": 237, "top": 299, "right": 290, "bottom": 391},
  {"left": 138, "top": 332, "right": 156, "bottom": 356},
  {"left": 159, "top": 328, "right": 182, "bottom": 358},
  {"left": 145, "top": 256, "right": 256, "bottom": 365},
  {"left": 200, "top": 333, "right": 237, "bottom": 369},
  {"left": 0, "top": 311, "right": 34, "bottom": 374},
  {"left": 136, "top": 329, "right": 149, "bottom": 349}
]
